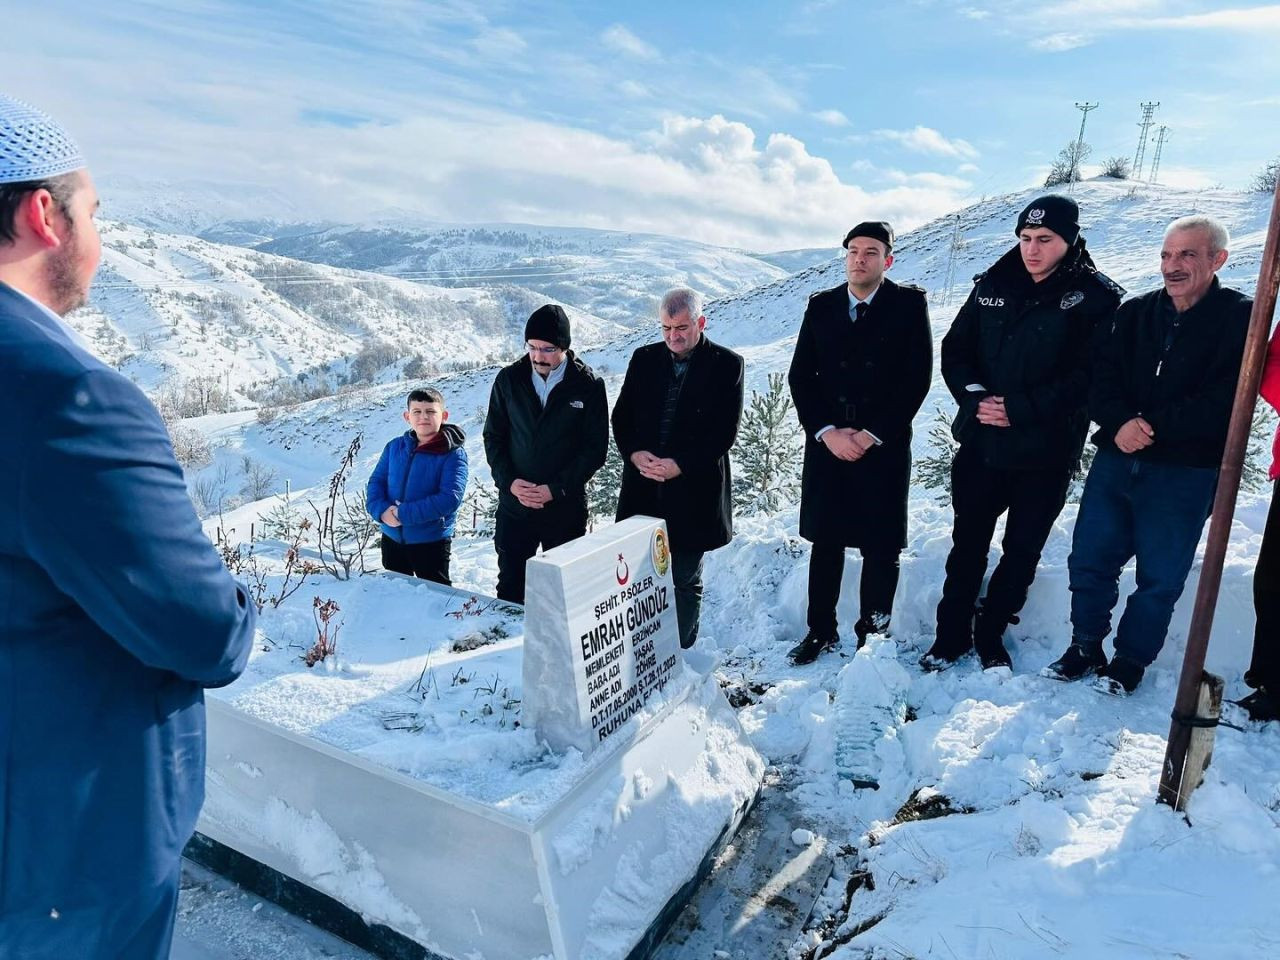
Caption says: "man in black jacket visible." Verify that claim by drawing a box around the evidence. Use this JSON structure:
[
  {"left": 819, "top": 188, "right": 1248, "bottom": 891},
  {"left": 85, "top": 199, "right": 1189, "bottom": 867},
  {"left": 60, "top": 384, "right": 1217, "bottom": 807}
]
[
  {"left": 613, "top": 287, "right": 745, "bottom": 649},
  {"left": 1046, "top": 215, "right": 1252, "bottom": 694},
  {"left": 787, "top": 221, "right": 933, "bottom": 665},
  {"left": 923, "top": 195, "right": 1123, "bottom": 671},
  {"left": 483, "top": 304, "right": 609, "bottom": 603}
]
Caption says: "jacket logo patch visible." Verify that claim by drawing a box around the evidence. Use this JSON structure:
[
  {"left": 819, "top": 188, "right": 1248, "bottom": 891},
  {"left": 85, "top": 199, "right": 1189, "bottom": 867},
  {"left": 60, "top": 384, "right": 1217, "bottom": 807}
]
[
  {"left": 1060, "top": 291, "right": 1084, "bottom": 310},
  {"left": 1026, "top": 208, "right": 1045, "bottom": 224},
  {"left": 570, "top": 400, "right": 584, "bottom": 408},
  {"left": 977, "top": 296, "right": 1005, "bottom": 307}
]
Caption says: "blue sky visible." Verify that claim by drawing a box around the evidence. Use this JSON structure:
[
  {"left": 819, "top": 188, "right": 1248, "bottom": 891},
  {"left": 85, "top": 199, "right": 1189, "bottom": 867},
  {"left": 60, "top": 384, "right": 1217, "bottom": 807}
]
[{"left": 4, "top": 0, "right": 1279, "bottom": 250}]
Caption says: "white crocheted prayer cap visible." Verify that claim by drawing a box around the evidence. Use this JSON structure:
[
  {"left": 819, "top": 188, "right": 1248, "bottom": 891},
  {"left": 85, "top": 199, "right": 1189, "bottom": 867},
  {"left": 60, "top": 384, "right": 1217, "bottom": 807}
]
[{"left": 0, "top": 94, "right": 86, "bottom": 184}]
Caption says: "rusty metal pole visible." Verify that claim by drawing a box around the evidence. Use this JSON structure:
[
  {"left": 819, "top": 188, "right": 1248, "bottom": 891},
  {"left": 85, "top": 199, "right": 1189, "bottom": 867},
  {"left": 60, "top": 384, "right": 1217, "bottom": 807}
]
[{"left": 1157, "top": 180, "right": 1280, "bottom": 809}]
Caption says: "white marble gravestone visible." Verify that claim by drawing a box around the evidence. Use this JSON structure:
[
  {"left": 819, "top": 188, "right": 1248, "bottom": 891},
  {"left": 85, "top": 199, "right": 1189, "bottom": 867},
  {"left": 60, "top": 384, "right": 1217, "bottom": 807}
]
[{"left": 522, "top": 515, "right": 685, "bottom": 755}]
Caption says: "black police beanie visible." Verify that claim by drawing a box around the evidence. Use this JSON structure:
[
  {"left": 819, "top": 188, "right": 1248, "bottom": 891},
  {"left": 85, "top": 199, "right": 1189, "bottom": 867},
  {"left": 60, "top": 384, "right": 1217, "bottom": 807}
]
[
  {"left": 525, "top": 304, "right": 571, "bottom": 350},
  {"left": 1015, "top": 195, "right": 1080, "bottom": 246},
  {"left": 843, "top": 220, "right": 895, "bottom": 253}
]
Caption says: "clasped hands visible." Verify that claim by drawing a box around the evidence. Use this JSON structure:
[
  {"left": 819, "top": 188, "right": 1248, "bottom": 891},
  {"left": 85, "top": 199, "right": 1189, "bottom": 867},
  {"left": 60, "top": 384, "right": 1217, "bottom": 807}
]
[
  {"left": 511, "top": 479, "right": 554, "bottom": 508},
  {"left": 631, "top": 451, "right": 682, "bottom": 482},
  {"left": 821, "top": 428, "right": 877, "bottom": 462}
]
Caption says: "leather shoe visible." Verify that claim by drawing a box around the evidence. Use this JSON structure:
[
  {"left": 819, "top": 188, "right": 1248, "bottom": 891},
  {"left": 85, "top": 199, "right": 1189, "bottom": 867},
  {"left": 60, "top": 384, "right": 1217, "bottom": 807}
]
[{"left": 788, "top": 631, "right": 838, "bottom": 665}]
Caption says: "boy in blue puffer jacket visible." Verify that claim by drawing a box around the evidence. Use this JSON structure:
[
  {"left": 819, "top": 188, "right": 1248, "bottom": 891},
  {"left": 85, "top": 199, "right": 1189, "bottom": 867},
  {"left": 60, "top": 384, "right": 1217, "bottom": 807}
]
[{"left": 367, "top": 387, "right": 469, "bottom": 585}]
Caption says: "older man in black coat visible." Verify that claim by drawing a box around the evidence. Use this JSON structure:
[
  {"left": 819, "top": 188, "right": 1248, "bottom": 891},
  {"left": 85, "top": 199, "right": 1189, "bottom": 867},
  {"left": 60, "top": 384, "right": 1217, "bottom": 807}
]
[
  {"left": 787, "top": 221, "right": 933, "bottom": 664},
  {"left": 613, "top": 287, "right": 745, "bottom": 648}
]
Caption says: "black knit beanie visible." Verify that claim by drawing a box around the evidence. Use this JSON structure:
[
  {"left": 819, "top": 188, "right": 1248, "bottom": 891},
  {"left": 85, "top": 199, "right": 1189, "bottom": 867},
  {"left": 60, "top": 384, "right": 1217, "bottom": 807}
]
[
  {"left": 1015, "top": 195, "right": 1080, "bottom": 246},
  {"left": 524, "top": 304, "right": 571, "bottom": 350}
]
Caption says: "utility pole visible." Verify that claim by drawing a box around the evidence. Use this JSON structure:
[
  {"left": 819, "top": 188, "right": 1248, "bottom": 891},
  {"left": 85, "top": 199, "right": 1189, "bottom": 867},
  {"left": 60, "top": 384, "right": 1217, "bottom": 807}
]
[
  {"left": 1133, "top": 101, "right": 1159, "bottom": 179},
  {"left": 1069, "top": 102, "right": 1100, "bottom": 191},
  {"left": 1149, "top": 125, "right": 1170, "bottom": 184},
  {"left": 942, "top": 214, "right": 963, "bottom": 306}
]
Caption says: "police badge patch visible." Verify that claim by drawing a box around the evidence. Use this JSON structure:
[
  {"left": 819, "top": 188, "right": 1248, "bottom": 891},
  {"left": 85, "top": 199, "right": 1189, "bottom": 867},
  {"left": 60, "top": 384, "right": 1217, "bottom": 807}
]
[
  {"left": 1026, "top": 208, "right": 1045, "bottom": 224},
  {"left": 1060, "top": 290, "right": 1085, "bottom": 310}
]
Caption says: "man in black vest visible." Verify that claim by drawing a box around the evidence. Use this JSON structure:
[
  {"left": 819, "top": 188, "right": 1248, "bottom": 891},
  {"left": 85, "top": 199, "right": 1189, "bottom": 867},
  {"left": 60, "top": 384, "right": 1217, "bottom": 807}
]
[
  {"left": 483, "top": 304, "right": 609, "bottom": 604},
  {"left": 923, "top": 195, "right": 1122, "bottom": 671},
  {"left": 787, "top": 221, "right": 933, "bottom": 664},
  {"left": 1046, "top": 215, "right": 1251, "bottom": 695},
  {"left": 613, "top": 287, "right": 745, "bottom": 649}
]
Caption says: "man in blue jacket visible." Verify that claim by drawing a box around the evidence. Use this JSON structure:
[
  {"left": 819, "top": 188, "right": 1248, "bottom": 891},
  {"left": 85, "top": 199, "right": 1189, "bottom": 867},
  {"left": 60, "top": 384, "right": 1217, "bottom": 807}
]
[
  {"left": 0, "top": 95, "right": 257, "bottom": 959},
  {"left": 367, "top": 386, "right": 469, "bottom": 586}
]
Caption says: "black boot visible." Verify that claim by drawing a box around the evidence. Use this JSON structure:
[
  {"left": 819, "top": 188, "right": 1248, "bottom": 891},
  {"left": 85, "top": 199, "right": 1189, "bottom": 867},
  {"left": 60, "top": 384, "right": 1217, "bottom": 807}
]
[
  {"left": 1236, "top": 686, "right": 1280, "bottom": 722},
  {"left": 973, "top": 608, "right": 1013, "bottom": 671},
  {"left": 853, "top": 611, "right": 891, "bottom": 650},
  {"left": 921, "top": 606, "right": 975, "bottom": 671},
  {"left": 1096, "top": 654, "right": 1145, "bottom": 695},
  {"left": 788, "top": 631, "right": 838, "bottom": 665},
  {"left": 1042, "top": 639, "right": 1108, "bottom": 682}
]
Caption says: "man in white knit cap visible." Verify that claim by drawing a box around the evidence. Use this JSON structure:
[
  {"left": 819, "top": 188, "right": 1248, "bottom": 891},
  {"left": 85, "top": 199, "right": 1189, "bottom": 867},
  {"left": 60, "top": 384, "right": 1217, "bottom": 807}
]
[{"left": 0, "top": 94, "right": 256, "bottom": 959}]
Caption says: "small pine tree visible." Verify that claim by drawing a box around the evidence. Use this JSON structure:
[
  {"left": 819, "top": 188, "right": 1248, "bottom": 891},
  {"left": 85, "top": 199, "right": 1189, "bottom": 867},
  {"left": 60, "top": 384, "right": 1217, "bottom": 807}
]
[
  {"left": 1067, "top": 437, "right": 1098, "bottom": 504},
  {"left": 1245, "top": 402, "right": 1277, "bottom": 494},
  {"left": 587, "top": 441, "right": 625, "bottom": 529},
  {"left": 461, "top": 482, "right": 499, "bottom": 538},
  {"left": 732, "top": 372, "right": 803, "bottom": 516},
  {"left": 914, "top": 405, "right": 959, "bottom": 505}
]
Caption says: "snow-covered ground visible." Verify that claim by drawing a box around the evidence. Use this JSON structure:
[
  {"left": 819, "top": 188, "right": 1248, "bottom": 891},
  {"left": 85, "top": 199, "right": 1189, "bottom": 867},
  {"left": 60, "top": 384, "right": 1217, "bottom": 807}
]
[{"left": 159, "top": 178, "right": 1280, "bottom": 957}]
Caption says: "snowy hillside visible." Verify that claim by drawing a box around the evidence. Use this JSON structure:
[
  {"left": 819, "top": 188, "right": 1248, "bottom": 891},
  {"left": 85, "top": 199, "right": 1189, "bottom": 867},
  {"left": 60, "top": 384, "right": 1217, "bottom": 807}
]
[
  {"left": 65, "top": 221, "right": 627, "bottom": 405},
  {"left": 212, "top": 220, "right": 790, "bottom": 325},
  {"left": 164, "top": 178, "right": 1280, "bottom": 959},
  {"left": 202, "top": 178, "right": 1274, "bottom": 514}
]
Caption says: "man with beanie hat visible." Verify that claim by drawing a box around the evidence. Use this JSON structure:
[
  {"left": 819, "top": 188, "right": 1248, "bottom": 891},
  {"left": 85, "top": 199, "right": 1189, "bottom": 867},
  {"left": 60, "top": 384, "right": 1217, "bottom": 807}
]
[
  {"left": 1046, "top": 215, "right": 1250, "bottom": 695},
  {"left": 787, "top": 221, "right": 933, "bottom": 665},
  {"left": 922, "top": 194, "right": 1123, "bottom": 673},
  {"left": 0, "top": 94, "right": 256, "bottom": 959},
  {"left": 484, "top": 303, "right": 609, "bottom": 603}
]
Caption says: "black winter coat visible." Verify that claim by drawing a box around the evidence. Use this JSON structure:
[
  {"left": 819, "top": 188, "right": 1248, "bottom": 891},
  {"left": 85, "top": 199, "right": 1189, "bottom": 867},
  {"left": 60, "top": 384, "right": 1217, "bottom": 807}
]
[
  {"left": 613, "top": 335, "right": 745, "bottom": 554},
  {"left": 1089, "top": 277, "right": 1252, "bottom": 468},
  {"left": 483, "top": 352, "right": 609, "bottom": 518},
  {"left": 788, "top": 278, "right": 933, "bottom": 550},
  {"left": 943, "top": 241, "right": 1123, "bottom": 471}
]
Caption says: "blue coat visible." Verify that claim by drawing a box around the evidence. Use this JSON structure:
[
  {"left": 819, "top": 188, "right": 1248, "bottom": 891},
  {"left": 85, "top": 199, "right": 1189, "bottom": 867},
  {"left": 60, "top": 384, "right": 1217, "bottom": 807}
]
[
  {"left": 366, "top": 424, "right": 469, "bottom": 543},
  {"left": 0, "top": 283, "right": 256, "bottom": 957}
]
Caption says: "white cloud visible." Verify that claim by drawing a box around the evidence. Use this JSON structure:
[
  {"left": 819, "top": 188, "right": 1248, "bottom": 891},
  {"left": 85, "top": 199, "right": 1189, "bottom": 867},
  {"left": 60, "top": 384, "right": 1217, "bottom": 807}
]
[
  {"left": 1031, "top": 32, "right": 1091, "bottom": 51},
  {"left": 173, "top": 110, "right": 968, "bottom": 250},
  {"left": 600, "top": 24, "right": 659, "bottom": 60},
  {"left": 866, "top": 126, "right": 980, "bottom": 160},
  {"left": 1138, "top": 5, "right": 1280, "bottom": 31},
  {"left": 813, "top": 109, "right": 850, "bottom": 127}
]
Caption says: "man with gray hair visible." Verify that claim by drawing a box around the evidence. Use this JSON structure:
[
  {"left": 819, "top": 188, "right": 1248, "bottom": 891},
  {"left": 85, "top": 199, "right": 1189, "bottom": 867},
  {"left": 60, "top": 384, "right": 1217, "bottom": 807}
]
[
  {"left": 0, "top": 94, "right": 256, "bottom": 958},
  {"left": 1045, "top": 215, "right": 1252, "bottom": 695},
  {"left": 613, "top": 287, "right": 745, "bottom": 647}
]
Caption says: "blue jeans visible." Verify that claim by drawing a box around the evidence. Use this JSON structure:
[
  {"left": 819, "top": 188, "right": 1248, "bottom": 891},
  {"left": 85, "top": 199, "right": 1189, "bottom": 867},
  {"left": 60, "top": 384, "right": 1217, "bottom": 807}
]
[{"left": 1068, "top": 447, "right": 1217, "bottom": 665}]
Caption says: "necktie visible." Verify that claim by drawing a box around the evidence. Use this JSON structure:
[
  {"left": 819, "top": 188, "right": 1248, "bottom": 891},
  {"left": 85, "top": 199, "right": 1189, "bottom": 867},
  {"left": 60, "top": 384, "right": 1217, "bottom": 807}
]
[{"left": 855, "top": 301, "right": 868, "bottom": 323}]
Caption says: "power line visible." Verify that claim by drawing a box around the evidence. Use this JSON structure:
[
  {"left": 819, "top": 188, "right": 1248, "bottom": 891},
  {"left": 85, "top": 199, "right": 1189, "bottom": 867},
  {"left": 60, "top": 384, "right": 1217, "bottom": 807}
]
[{"left": 1133, "top": 102, "right": 1160, "bottom": 179}]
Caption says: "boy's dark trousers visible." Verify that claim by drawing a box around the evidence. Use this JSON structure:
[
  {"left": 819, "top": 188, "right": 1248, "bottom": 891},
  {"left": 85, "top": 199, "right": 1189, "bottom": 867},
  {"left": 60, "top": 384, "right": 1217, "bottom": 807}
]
[{"left": 381, "top": 535, "right": 452, "bottom": 586}]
